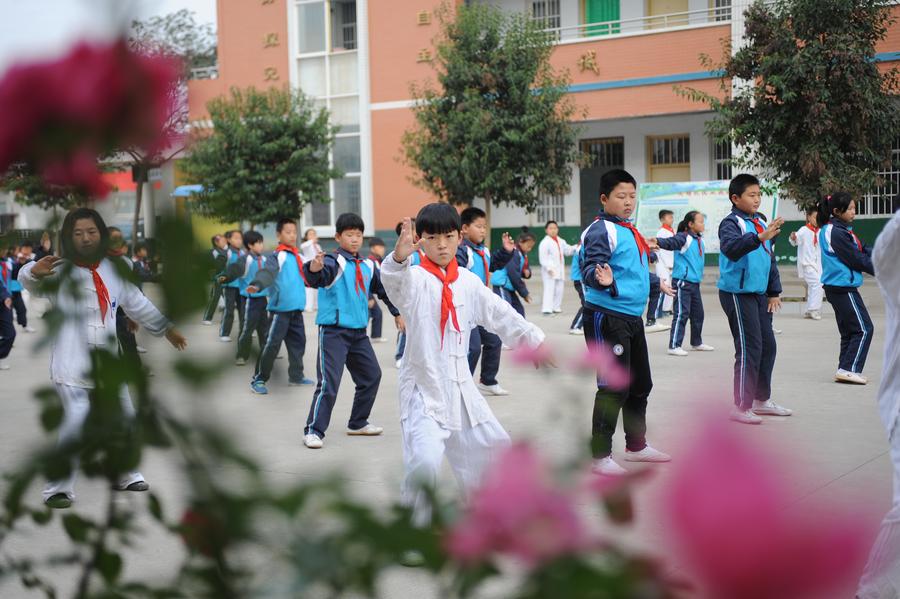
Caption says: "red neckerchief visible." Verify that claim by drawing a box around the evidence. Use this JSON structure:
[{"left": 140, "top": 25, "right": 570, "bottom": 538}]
[
  {"left": 350, "top": 257, "right": 366, "bottom": 296},
  {"left": 805, "top": 223, "right": 819, "bottom": 247},
  {"left": 276, "top": 244, "right": 309, "bottom": 285},
  {"left": 614, "top": 221, "right": 650, "bottom": 264},
  {"left": 848, "top": 228, "right": 864, "bottom": 251},
  {"left": 662, "top": 224, "right": 674, "bottom": 234},
  {"left": 471, "top": 244, "right": 490, "bottom": 286},
  {"left": 750, "top": 217, "right": 773, "bottom": 256},
  {"left": 1, "top": 259, "right": 7, "bottom": 282},
  {"left": 255, "top": 254, "right": 263, "bottom": 270},
  {"left": 694, "top": 234, "right": 703, "bottom": 257},
  {"left": 74, "top": 260, "right": 111, "bottom": 325},
  {"left": 519, "top": 247, "right": 530, "bottom": 272},
  {"left": 552, "top": 236, "right": 562, "bottom": 261},
  {"left": 368, "top": 253, "right": 382, "bottom": 266},
  {"left": 419, "top": 255, "right": 461, "bottom": 347}
]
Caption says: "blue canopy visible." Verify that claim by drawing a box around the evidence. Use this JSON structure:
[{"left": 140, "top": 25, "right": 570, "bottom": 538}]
[{"left": 171, "top": 184, "right": 204, "bottom": 197}]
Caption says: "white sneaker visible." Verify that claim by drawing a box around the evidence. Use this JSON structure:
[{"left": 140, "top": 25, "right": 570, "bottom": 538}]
[
  {"left": 803, "top": 311, "right": 813, "bottom": 319},
  {"left": 569, "top": 328, "right": 582, "bottom": 336},
  {"left": 347, "top": 424, "right": 384, "bottom": 436},
  {"left": 0, "top": 360, "right": 9, "bottom": 370},
  {"left": 303, "top": 433, "right": 323, "bottom": 449},
  {"left": 552, "top": 309, "right": 562, "bottom": 314},
  {"left": 219, "top": 336, "right": 232, "bottom": 342},
  {"left": 773, "top": 327, "right": 783, "bottom": 335},
  {"left": 730, "top": 408, "right": 763, "bottom": 425},
  {"left": 646, "top": 323, "right": 671, "bottom": 333},
  {"left": 810, "top": 310, "right": 822, "bottom": 321},
  {"left": 23, "top": 326, "right": 36, "bottom": 333},
  {"left": 591, "top": 456, "right": 628, "bottom": 476},
  {"left": 135, "top": 346, "right": 147, "bottom": 354},
  {"left": 395, "top": 359, "right": 402, "bottom": 369},
  {"left": 370, "top": 337, "right": 388, "bottom": 344},
  {"left": 478, "top": 382, "right": 509, "bottom": 396},
  {"left": 623, "top": 445, "right": 671, "bottom": 463},
  {"left": 235, "top": 357, "right": 247, "bottom": 366},
  {"left": 752, "top": 400, "right": 793, "bottom": 416},
  {"left": 667, "top": 347, "right": 688, "bottom": 357},
  {"left": 835, "top": 369, "right": 867, "bottom": 385},
  {"left": 201, "top": 320, "right": 213, "bottom": 326},
  {"left": 691, "top": 344, "right": 715, "bottom": 352}
]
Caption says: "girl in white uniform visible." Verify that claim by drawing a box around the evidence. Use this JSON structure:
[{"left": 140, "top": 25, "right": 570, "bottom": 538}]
[
  {"left": 538, "top": 220, "right": 576, "bottom": 315},
  {"left": 18, "top": 208, "right": 186, "bottom": 509},
  {"left": 380, "top": 205, "right": 550, "bottom": 525},
  {"left": 299, "top": 228, "right": 321, "bottom": 312},
  {"left": 788, "top": 205, "right": 824, "bottom": 319}
]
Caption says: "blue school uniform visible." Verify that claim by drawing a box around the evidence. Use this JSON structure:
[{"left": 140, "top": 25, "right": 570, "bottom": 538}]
[
  {"left": 657, "top": 232, "right": 706, "bottom": 350},
  {"left": 220, "top": 247, "right": 246, "bottom": 338},
  {"left": 570, "top": 247, "right": 585, "bottom": 330},
  {"left": 0, "top": 276, "right": 13, "bottom": 360},
  {"left": 236, "top": 252, "right": 270, "bottom": 363},
  {"left": 491, "top": 247, "right": 530, "bottom": 317}
]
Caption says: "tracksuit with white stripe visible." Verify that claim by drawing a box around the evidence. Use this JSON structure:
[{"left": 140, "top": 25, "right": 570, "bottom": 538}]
[
  {"left": 0, "top": 276, "right": 14, "bottom": 360},
  {"left": 570, "top": 245, "right": 584, "bottom": 330},
  {"left": 491, "top": 247, "right": 530, "bottom": 317},
  {"left": 303, "top": 249, "right": 399, "bottom": 438},
  {"left": 236, "top": 252, "right": 270, "bottom": 362},
  {"left": 221, "top": 247, "right": 246, "bottom": 338},
  {"left": 657, "top": 231, "right": 706, "bottom": 350},
  {"left": 202, "top": 247, "right": 227, "bottom": 322},
  {"left": 717, "top": 208, "right": 782, "bottom": 412},
  {"left": 820, "top": 218, "right": 875, "bottom": 375}
]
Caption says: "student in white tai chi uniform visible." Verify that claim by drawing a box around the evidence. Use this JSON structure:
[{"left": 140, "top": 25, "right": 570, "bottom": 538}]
[
  {"left": 380, "top": 204, "right": 552, "bottom": 527},
  {"left": 788, "top": 205, "right": 824, "bottom": 320},
  {"left": 18, "top": 208, "right": 187, "bottom": 509},
  {"left": 300, "top": 228, "right": 322, "bottom": 312},
  {"left": 538, "top": 220, "right": 576, "bottom": 315},
  {"left": 654, "top": 209, "right": 676, "bottom": 318}
]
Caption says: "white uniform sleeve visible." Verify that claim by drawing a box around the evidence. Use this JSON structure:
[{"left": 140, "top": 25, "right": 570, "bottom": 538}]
[
  {"left": 473, "top": 280, "right": 545, "bottom": 349},
  {"left": 562, "top": 239, "right": 577, "bottom": 256},
  {"left": 874, "top": 210, "right": 900, "bottom": 308},
  {"left": 379, "top": 251, "right": 415, "bottom": 312},
  {"left": 118, "top": 281, "right": 171, "bottom": 336},
  {"left": 16, "top": 260, "right": 60, "bottom": 296},
  {"left": 538, "top": 238, "right": 555, "bottom": 270}
]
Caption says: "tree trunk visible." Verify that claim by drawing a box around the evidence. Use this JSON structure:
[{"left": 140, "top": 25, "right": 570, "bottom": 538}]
[{"left": 133, "top": 179, "right": 144, "bottom": 255}]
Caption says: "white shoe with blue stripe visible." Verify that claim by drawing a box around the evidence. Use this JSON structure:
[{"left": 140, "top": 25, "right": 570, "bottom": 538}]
[{"left": 752, "top": 400, "right": 793, "bottom": 416}]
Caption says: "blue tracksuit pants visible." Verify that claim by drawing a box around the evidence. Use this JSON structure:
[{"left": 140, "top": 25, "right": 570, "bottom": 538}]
[
  {"left": 824, "top": 286, "right": 874, "bottom": 374},
  {"left": 669, "top": 279, "right": 704, "bottom": 349},
  {"left": 719, "top": 291, "right": 776, "bottom": 411}
]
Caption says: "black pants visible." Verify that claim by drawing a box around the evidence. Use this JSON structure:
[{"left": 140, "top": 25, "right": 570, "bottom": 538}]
[
  {"left": 719, "top": 291, "right": 776, "bottom": 411},
  {"left": 370, "top": 300, "right": 383, "bottom": 338},
  {"left": 824, "top": 286, "right": 874, "bottom": 374},
  {"left": 570, "top": 281, "right": 585, "bottom": 330},
  {"left": 203, "top": 280, "right": 223, "bottom": 322},
  {"left": 493, "top": 286, "right": 525, "bottom": 317},
  {"left": 220, "top": 287, "right": 245, "bottom": 338},
  {"left": 468, "top": 325, "right": 502, "bottom": 386},
  {"left": 237, "top": 296, "right": 270, "bottom": 361},
  {"left": 0, "top": 303, "right": 15, "bottom": 359},
  {"left": 669, "top": 279, "right": 704, "bottom": 349},
  {"left": 115, "top": 306, "right": 141, "bottom": 367},
  {"left": 582, "top": 307, "right": 651, "bottom": 459},
  {"left": 306, "top": 326, "right": 381, "bottom": 438},
  {"left": 647, "top": 273, "right": 661, "bottom": 323},
  {"left": 10, "top": 291, "right": 26, "bottom": 327},
  {"left": 253, "top": 310, "right": 306, "bottom": 384}
]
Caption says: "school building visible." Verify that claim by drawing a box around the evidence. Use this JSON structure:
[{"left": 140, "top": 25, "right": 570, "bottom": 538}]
[{"left": 185, "top": 0, "right": 900, "bottom": 253}]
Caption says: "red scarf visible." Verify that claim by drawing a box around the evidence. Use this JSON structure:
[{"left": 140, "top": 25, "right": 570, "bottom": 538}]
[
  {"left": 472, "top": 245, "right": 490, "bottom": 286},
  {"left": 849, "top": 229, "right": 864, "bottom": 252},
  {"left": 805, "top": 223, "right": 819, "bottom": 247},
  {"left": 662, "top": 224, "right": 674, "bottom": 234},
  {"left": 614, "top": 221, "right": 650, "bottom": 263},
  {"left": 276, "top": 244, "right": 309, "bottom": 285},
  {"left": 1, "top": 259, "right": 7, "bottom": 282},
  {"left": 75, "top": 260, "right": 111, "bottom": 325},
  {"left": 695, "top": 235, "right": 703, "bottom": 257},
  {"left": 349, "top": 257, "right": 366, "bottom": 297},
  {"left": 419, "top": 255, "right": 461, "bottom": 347},
  {"left": 552, "top": 236, "right": 562, "bottom": 261},
  {"left": 750, "top": 218, "right": 773, "bottom": 256}
]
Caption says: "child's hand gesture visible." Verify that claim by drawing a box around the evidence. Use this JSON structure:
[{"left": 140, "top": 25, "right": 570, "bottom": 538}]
[
  {"left": 309, "top": 251, "right": 326, "bottom": 273},
  {"left": 31, "top": 255, "right": 61, "bottom": 279},
  {"left": 660, "top": 278, "right": 675, "bottom": 297},
  {"left": 395, "top": 315, "right": 406, "bottom": 332},
  {"left": 759, "top": 217, "right": 784, "bottom": 242},
  {"left": 165, "top": 328, "right": 188, "bottom": 350},
  {"left": 246, "top": 285, "right": 259, "bottom": 295},
  {"left": 393, "top": 218, "right": 418, "bottom": 263},
  {"left": 767, "top": 296, "right": 782, "bottom": 313},
  {"left": 501, "top": 232, "right": 515, "bottom": 253},
  {"left": 595, "top": 263, "right": 613, "bottom": 286},
  {"left": 647, "top": 238, "right": 659, "bottom": 250},
  {"left": 3, "top": 298, "right": 10, "bottom": 309}
]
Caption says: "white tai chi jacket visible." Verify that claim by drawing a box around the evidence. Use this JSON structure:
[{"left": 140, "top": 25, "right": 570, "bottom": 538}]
[
  {"left": 538, "top": 236, "right": 576, "bottom": 280},
  {"left": 18, "top": 258, "right": 171, "bottom": 388},
  {"left": 788, "top": 225, "right": 822, "bottom": 279},
  {"left": 873, "top": 210, "right": 900, "bottom": 441},
  {"left": 380, "top": 252, "right": 545, "bottom": 430}
]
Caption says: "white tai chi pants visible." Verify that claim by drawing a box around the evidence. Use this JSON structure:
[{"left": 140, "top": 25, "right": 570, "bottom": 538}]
[
  {"left": 655, "top": 262, "right": 673, "bottom": 313},
  {"left": 42, "top": 383, "right": 145, "bottom": 502},
  {"left": 400, "top": 392, "right": 510, "bottom": 526},
  {"left": 305, "top": 287, "right": 318, "bottom": 312},
  {"left": 858, "top": 432, "right": 900, "bottom": 598},
  {"left": 801, "top": 267, "right": 824, "bottom": 313},
  {"left": 541, "top": 270, "right": 564, "bottom": 313}
]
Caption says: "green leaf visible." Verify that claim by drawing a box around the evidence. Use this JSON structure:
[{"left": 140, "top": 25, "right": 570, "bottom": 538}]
[
  {"left": 148, "top": 493, "right": 164, "bottom": 522},
  {"left": 61, "top": 514, "right": 91, "bottom": 543},
  {"left": 96, "top": 548, "right": 123, "bottom": 583}
]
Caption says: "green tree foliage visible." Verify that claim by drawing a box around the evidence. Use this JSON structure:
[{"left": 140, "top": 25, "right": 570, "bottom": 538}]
[
  {"left": 182, "top": 86, "right": 340, "bottom": 226},
  {"left": 129, "top": 8, "right": 217, "bottom": 76},
  {"left": 0, "top": 162, "right": 94, "bottom": 212},
  {"left": 403, "top": 3, "right": 582, "bottom": 212},
  {"left": 682, "top": 0, "right": 900, "bottom": 207}
]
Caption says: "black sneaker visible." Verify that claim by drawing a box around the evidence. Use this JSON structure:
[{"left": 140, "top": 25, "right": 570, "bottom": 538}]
[{"left": 45, "top": 493, "right": 72, "bottom": 509}]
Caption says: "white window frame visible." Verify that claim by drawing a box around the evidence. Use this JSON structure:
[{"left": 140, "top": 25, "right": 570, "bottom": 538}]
[
  {"left": 536, "top": 193, "right": 565, "bottom": 225},
  {"left": 859, "top": 136, "right": 900, "bottom": 218},
  {"left": 712, "top": 138, "right": 732, "bottom": 180}
]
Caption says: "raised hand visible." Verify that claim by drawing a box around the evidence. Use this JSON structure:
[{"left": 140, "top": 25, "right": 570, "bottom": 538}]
[
  {"left": 246, "top": 285, "right": 259, "bottom": 295},
  {"left": 393, "top": 217, "right": 418, "bottom": 263},
  {"left": 31, "top": 255, "right": 61, "bottom": 279},
  {"left": 501, "top": 231, "right": 515, "bottom": 253},
  {"left": 165, "top": 328, "right": 188, "bottom": 350},
  {"left": 759, "top": 217, "right": 784, "bottom": 242},
  {"left": 309, "top": 251, "right": 326, "bottom": 273},
  {"left": 595, "top": 263, "right": 613, "bottom": 286}
]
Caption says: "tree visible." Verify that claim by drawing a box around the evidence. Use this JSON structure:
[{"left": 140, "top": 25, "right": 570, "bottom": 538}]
[
  {"left": 402, "top": 3, "right": 582, "bottom": 216},
  {"left": 681, "top": 0, "right": 900, "bottom": 207},
  {"left": 0, "top": 162, "right": 94, "bottom": 212},
  {"left": 181, "top": 86, "right": 340, "bottom": 226}
]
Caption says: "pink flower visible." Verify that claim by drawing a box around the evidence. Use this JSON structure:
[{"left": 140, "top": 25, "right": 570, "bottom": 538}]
[
  {"left": 509, "top": 342, "right": 555, "bottom": 368},
  {"left": 0, "top": 40, "right": 179, "bottom": 197},
  {"left": 664, "top": 420, "right": 870, "bottom": 599},
  {"left": 446, "top": 443, "right": 593, "bottom": 567},
  {"left": 575, "top": 342, "right": 631, "bottom": 390}
]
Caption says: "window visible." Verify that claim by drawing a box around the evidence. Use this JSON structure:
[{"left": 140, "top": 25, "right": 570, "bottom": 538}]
[
  {"left": 532, "top": 1, "right": 561, "bottom": 32},
  {"left": 332, "top": 0, "right": 357, "bottom": 51},
  {"left": 536, "top": 194, "right": 565, "bottom": 224},
  {"left": 297, "top": 2, "right": 326, "bottom": 54},
  {"left": 711, "top": 0, "right": 731, "bottom": 22},
  {"left": 860, "top": 137, "right": 900, "bottom": 217},
  {"left": 713, "top": 138, "right": 732, "bottom": 180},
  {"left": 581, "top": 137, "right": 624, "bottom": 168},
  {"left": 584, "top": 0, "right": 620, "bottom": 36},
  {"left": 650, "top": 135, "right": 690, "bottom": 165}
]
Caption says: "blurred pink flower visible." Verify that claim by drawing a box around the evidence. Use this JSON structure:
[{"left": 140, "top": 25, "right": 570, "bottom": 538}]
[
  {"left": 665, "top": 420, "right": 869, "bottom": 599},
  {"left": 0, "top": 40, "right": 179, "bottom": 196},
  {"left": 509, "top": 342, "right": 555, "bottom": 368},
  {"left": 446, "top": 443, "right": 594, "bottom": 567},
  {"left": 575, "top": 342, "right": 632, "bottom": 391}
]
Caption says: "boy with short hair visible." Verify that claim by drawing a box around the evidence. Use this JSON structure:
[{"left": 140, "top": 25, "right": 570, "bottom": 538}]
[
  {"left": 788, "top": 205, "right": 824, "bottom": 320},
  {"left": 367, "top": 237, "right": 388, "bottom": 342},
  {"left": 655, "top": 210, "right": 675, "bottom": 318},
  {"left": 456, "top": 206, "right": 515, "bottom": 395},
  {"left": 202, "top": 234, "right": 228, "bottom": 325},
  {"left": 380, "top": 205, "right": 550, "bottom": 524},
  {"left": 580, "top": 169, "right": 671, "bottom": 476},
  {"left": 219, "top": 230, "right": 245, "bottom": 342},
  {"left": 235, "top": 231, "right": 270, "bottom": 366},
  {"left": 718, "top": 173, "right": 792, "bottom": 424},
  {"left": 248, "top": 218, "right": 312, "bottom": 393},
  {"left": 302, "top": 213, "right": 401, "bottom": 448}
]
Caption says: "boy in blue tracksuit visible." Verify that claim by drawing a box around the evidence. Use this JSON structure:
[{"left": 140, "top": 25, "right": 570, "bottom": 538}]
[
  {"left": 249, "top": 218, "right": 312, "bottom": 393},
  {"left": 718, "top": 174, "right": 792, "bottom": 424},
  {"left": 220, "top": 230, "right": 246, "bottom": 341},
  {"left": 655, "top": 210, "right": 714, "bottom": 355},
  {"left": 817, "top": 192, "right": 876, "bottom": 385},
  {"left": 456, "top": 207, "right": 515, "bottom": 395},
  {"left": 569, "top": 242, "right": 585, "bottom": 334},
  {"left": 202, "top": 234, "right": 228, "bottom": 324},
  {"left": 235, "top": 230, "right": 270, "bottom": 366},
  {"left": 580, "top": 169, "right": 671, "bottom": 477},
  {"left": 9, "top": 241, "right": 34, "bottom": 332},
  {"left": 0, "top": 274, "right": 14, "bottom": 369},
  {"left": 491, "top": 230, "right": 535, "bottom": 317},
  {"left": 302, "top": 213, "right": 400, "bottom": 449}
]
